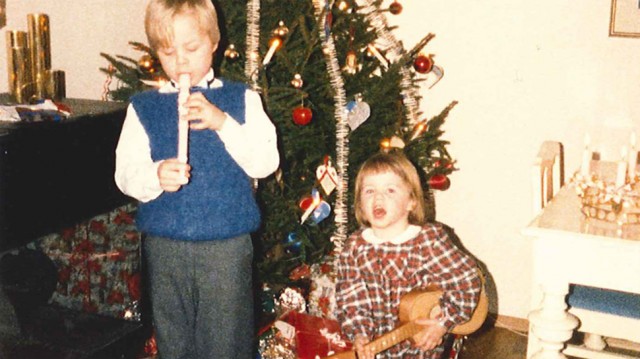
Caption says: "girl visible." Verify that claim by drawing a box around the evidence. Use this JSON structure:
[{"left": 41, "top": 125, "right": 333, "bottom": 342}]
[{"left": 335, "top": 151, "right": 481, "bottom": 359}]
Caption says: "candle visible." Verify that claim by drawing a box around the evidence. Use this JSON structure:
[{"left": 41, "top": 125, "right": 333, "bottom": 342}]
[
  {"left": 580, "top": 134, "right": 592, "bottom": 176},
  {"left": 262, "top": 36, "right": 282, "bottom": 66},
  {"left": 629, "top": 132, "right": 637, "bottom": 180},
  {"left": 367, "top": 44, "right": 389, "bottom": 69},
  {"left": 177, "top": 73, "right": 190, "bottom": 165},
  {"left": 409, "top": 121, "right": 427, "bottom": 141},
  {"left": 615, "top": 147, "right": 628, "bottom": 188}
]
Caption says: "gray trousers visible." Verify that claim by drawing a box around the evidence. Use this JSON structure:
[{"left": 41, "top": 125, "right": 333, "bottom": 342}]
[{"left": 143, "top": 234, "right": 254, "bottom": 359}]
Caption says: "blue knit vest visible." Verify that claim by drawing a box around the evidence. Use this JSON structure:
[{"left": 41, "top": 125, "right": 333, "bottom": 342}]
[{"left": 131, "top": 79, "right": 261, "bottom": 241}]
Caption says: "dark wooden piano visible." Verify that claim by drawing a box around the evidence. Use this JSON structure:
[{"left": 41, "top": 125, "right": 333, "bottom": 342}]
[
  {"left": 0, "top": 97, "right": 146, "bottom": 358},
  {"left": 0, "top": 98, "right": 130, "bottom": 251}
]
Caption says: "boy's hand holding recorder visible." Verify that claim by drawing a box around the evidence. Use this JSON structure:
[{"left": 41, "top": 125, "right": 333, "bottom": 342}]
[{"left": 157, "top": 72, "right": 227, "bottom": 192}]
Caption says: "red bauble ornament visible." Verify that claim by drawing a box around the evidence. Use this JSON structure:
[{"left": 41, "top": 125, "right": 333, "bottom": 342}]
[
  {"left": 389, "top": 1, "right": 403, "bottom": 15},
  {"left": 292, "top": 106, "right": 313, "bottom": 125},
  {"left": 428, "top": 174, "right": 450, "bottom": 191},
  {"left": 413, "top": 54, "right": 434, "bottom": 74}
]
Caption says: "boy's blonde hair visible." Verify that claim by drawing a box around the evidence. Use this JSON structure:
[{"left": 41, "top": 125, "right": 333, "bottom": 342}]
[
  {"left": 354, "top": 151, "right": 426, "bottom": 227},
  {"left": 145, "top": 0, "right": 221, "bottom": 51}
]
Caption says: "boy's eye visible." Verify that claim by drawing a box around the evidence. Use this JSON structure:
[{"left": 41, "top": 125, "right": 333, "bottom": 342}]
[{"left": 160, "top": 48, "right": 176, "bottom": 56}]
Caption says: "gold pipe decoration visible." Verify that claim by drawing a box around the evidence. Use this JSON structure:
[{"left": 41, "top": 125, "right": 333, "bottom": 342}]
[
  {"left": 27, "top": 13, "right": 52, "bottom": 99},
  {"left": 6, "top": 30, "right": 33, "bottom": 103},
  {"left": 50, "top": 69, "right": 65, "bottom": 100}
]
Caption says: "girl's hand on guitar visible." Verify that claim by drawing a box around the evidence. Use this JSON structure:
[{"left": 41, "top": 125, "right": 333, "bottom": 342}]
[
  {"left": 354, "top": 335, "right": 374, "bottom": 359},
  {"left": 413, "top": 318, "right": 447, "bottom": 351}
]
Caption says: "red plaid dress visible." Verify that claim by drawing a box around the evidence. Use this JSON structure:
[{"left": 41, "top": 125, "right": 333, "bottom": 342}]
[{"left": 335, "top": 223, "right": 481, "bottom": 359}]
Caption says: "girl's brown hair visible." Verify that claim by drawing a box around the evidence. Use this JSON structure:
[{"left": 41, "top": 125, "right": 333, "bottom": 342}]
[{"left": 354, "top": 151, "right": 426, "bottom": 227}]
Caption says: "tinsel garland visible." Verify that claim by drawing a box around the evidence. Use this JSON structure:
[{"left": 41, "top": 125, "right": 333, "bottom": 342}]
[
  {"left": 312, "top": 0, "right": 350, "bottom": 255},
  {"left": 245, "top": 0, "right": 261, "bottom": 89},
  {"left": 245, "top": 0, "right": 261, "bottom": 190},
  {"left": 359, "top": 0, "right": 422, "bottom": 125}
]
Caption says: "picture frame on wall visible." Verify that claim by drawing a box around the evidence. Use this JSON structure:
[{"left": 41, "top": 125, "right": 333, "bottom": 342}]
[{"left": 609, "top": 0, "right": 640, "bottom": 37}]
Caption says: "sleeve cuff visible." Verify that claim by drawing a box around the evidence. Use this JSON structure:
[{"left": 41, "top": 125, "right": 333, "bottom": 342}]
[
  {"left": 439, "top": 317, "right": 456, "bottom": 332},
  {"left": 216, "top": 113, "right": 237, "bottom": 137},
  {"left": 139, "top": 161, "right": 163, "bottom": 203}
]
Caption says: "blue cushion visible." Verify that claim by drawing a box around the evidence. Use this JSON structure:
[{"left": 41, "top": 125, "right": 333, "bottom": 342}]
[{"left": 568, "top": 284, "right": 640, "bottom": 319}]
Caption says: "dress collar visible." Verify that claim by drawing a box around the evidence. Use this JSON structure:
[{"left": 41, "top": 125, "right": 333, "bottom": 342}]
[{"left": 362, "top": 224, "right": 421, "bottom": 245}]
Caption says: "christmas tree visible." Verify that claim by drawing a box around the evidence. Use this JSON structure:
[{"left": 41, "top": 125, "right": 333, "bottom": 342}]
[{"left": 101, "top": 0, "right": 456, "bottom": 320}]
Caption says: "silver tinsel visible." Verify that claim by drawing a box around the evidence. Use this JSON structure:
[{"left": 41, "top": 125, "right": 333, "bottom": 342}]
[
  {"left": 313, "top": 0, "right": 349, "bottom": 255},
  {"left": 359, "top": 0, "right": 421, "bottom": 126},
  {"left": 245, "top": 0, "right": 261, "bottom": 89}
]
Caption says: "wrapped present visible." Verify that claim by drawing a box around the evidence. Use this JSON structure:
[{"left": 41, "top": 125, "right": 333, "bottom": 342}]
[
  {"left": 281, "top": 311, "right": 352, "bottom": 359},
  {"left": 36, "top": 204, "right": 142, "bottom": 319}
]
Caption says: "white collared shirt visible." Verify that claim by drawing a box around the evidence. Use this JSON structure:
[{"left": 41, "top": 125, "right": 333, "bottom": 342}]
[{"left": 114, "top": 69, "right": 279, "bottom": 202}]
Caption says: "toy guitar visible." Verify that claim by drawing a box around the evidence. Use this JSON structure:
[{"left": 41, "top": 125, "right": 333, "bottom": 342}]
[{"left": 323, "top": 277, "right": 489, "bottom": 359}]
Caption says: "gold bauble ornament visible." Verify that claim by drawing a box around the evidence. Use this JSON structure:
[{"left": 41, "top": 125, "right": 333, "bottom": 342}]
[
  {"left": 224, "top": 44, "right": 240, "bottom": 60},
  {"left": 343, "top": 50, "right": 359, "bottom": 74},
  {"left": 138, "top": 54, "right": 157, "bottom": 74},
  {"left": 364, "top": 46, "right": 376, "bottom": 59},
  {"left": 290, "top": 73, "right": 304, "bottom": 89},
  {"left": 336, "top": 0, "right": 350, "bottom": 12},
  {"left": 272, "top": 21, "right": 289, "bottom": 37}
]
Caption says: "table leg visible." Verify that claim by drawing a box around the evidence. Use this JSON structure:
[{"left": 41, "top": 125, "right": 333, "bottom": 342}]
[{"left": 527, "top": 284, "right": 579, "bottom": 359}]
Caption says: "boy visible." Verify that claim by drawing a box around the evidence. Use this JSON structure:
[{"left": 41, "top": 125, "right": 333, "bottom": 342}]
[{"left": 114, "top": 0, "right": 279, "bottom": 357}]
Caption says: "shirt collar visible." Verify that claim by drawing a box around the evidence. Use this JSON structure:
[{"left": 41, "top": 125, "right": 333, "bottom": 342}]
[
  {"left": 362, "top": 224, "right": 421, "bottom": 245},
  {"left": 159, "top": 68, "right": 221, "bottom": 93}
]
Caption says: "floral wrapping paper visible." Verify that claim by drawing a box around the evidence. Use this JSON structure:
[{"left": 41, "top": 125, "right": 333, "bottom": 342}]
[
  {"left": 35, "top": 203, "right": 142, "bottom": 319},
  {"left": 307, "top": 262, "right": 337, "bottom": 320}
]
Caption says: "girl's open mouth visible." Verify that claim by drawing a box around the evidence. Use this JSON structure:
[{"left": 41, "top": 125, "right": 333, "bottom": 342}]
[{"left": 373, "top": 207, "right": 386, "bottom": 218}]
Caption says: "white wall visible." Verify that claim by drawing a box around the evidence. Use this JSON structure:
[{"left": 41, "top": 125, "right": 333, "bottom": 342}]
[
  {"left": 389, "top": 0, "right": 640, "bottom": 318},
  {"left": 2, "top": 0, "right": 638, "bottom": 319}
]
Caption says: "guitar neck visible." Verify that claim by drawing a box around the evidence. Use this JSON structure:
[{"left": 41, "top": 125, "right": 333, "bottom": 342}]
[
  {"left": 367, "top": 321, "right": 419, "bottom": 354},
  {"left": 324, "top": 322, "right": 419, "bottom": 359}
]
